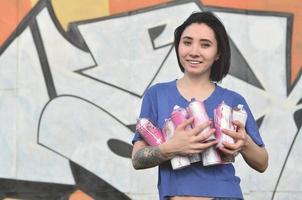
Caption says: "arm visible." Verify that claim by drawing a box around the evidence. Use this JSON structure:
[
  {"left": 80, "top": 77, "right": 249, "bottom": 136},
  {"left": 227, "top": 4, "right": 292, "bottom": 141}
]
[
  {"left": 132, "top": 140, "right": 172, "bottom": 170},
  {"left": 240, "top": 134, "right": 268, "bottom": 173},
  {"left": 220, "top": 120, "right": 268, "bottom": 173},
  {"left": 132, "top": 118, "right": 217, "bottom": 170}
]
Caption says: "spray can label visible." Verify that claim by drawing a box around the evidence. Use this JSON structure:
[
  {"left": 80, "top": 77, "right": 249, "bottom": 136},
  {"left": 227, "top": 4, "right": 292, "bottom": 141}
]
[
  {"left": 171, "top": 105, "right": 202, "bottom": 163},
  {"left": 136, "top": 118, "right": 165, "bottom": 146},
  {"left": 163, "top": 118, "right": 191, "bottom": 170},
  {"left": 187, "top": 99, "right": 215, "bottom": 141}
]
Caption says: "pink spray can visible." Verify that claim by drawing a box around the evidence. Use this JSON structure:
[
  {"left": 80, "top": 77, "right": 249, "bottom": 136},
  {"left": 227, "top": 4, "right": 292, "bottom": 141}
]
[
  {"left": 187, "top": 99, "right": 215, "bottom": 141},
  {"left": 214, "top": 101, "right": 236, "bottom": 163},
  {"left": 171, "top": 105, "right": 202, "bottom": 163},
  {"left": 187, "top": 99, "right": 221, "bottom": 166},
  {"left": 136, "top": 118, "right": 165, "bottom": 146},
  {"left": 163, "top": 118, "right": 191, "bottom": 170}
]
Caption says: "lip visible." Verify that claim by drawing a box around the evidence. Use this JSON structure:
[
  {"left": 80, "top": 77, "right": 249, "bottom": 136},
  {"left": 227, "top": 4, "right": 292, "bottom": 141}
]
[
  {"left": 187, "top": 59, "right": 203, "bottom": 64},
  {"left": 186, "top": 60, "right": 203, "bottom": 68}
]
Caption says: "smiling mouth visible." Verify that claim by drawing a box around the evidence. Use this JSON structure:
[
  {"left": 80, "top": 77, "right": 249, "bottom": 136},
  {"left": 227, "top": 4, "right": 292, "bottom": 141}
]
[{"left": 188, "top": 60, "right": 202, "bottom": 64}]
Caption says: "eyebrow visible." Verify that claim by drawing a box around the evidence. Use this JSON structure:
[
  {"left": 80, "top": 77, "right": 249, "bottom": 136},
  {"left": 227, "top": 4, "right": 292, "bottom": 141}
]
[{"left": 182, "top": 36, "right": 213, "bottom": 44}]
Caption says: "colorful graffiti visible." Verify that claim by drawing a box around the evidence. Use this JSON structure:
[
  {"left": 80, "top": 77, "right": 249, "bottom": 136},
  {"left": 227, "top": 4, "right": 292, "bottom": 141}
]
[{"left": 0, "top": 0, "right": 301, "bottom": 199}]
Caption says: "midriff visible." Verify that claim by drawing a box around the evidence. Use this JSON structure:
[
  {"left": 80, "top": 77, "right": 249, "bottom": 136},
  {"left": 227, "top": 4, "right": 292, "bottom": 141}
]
[{"left": 170, "top": 197, "right": 213, "bottom": 200}]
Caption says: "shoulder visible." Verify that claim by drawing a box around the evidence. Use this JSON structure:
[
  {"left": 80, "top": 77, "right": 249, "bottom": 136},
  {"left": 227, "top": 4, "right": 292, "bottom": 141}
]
[
  {"left": 217, "top": 85, "right": 247, "bottom": 106},
  {"left": 145, "top": 80, "right": 175, "bottom": 95}
]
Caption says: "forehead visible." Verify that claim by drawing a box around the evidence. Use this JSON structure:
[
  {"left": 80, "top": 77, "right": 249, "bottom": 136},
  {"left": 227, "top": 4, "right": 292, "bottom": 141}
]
[{"left": 181, "top": 23, "right": 216, "bottom": 40}]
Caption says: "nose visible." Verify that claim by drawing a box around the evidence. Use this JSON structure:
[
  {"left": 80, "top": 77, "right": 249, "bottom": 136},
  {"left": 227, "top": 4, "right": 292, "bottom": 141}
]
[{"left": 189, "top": 44, "right": 200, "bottom": 57}]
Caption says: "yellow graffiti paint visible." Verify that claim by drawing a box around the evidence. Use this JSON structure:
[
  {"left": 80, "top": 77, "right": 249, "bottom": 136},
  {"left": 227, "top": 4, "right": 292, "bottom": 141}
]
[
  {"left": 51, "top": 0, "right": 109, "bottom": 30},
  {"left": 30, "top": 0, "right": 38, "bottom": 6}
]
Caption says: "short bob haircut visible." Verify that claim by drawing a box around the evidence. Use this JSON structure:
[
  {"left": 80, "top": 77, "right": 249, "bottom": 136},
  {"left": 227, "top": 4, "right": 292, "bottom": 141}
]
[{"left": 174, "top": 11, "right": 230, "bottom": 82}]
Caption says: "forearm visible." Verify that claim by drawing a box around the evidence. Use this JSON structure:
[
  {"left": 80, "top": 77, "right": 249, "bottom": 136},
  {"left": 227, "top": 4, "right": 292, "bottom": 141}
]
[
  {"left": 132, "top": 121, "right": 216, "bottom": 170},
  {"left": 240, "top": 135, "right": 268, "bottom": 173},
  {"left": 132, "top": 143, "right": 173, "bottom": 170}
]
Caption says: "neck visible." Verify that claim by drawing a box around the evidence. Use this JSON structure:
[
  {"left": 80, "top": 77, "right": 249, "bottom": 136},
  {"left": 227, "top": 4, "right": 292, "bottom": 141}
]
[
  {"left": 177, "top": 75, "right": 215, "bottom": 102},
  {"left": 179, "top": 74, "right": 214, "bottom": 90}
]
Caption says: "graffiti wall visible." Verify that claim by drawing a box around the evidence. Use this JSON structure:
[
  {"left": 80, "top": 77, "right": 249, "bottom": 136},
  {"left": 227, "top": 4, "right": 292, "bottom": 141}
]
[{"left": 0, "top": 0, "right": 301, "bottom": 199}]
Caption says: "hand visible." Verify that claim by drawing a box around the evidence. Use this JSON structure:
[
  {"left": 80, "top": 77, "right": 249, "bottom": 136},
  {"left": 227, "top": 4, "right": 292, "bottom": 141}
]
[
  {"left": 218, "top": 120, "right": 248, "bottom": 156},
  {"left": 165, "top": 117, "right": 217, "bottom": 156}
]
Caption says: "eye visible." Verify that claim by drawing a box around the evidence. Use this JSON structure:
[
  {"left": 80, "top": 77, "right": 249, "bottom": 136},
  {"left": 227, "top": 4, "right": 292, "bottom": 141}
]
[
  {"left": 182, "top": 40, "right": 191, "bottom": 46},
  {"left": 201, "top": 43, "right": 211, "bottom": 48}
]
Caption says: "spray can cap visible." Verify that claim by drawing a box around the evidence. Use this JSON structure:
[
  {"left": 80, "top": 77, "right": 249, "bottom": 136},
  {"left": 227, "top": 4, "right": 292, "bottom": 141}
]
[
  {"left": 173, "top": 105, "right": 180, "bottom": 110},
  {"left": 237, "top": 104, "right": 244, "bottom": 110}
]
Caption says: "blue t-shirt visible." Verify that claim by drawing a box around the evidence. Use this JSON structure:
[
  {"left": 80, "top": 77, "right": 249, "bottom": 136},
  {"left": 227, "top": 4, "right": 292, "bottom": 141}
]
[{"left": 132, "top": 80, "right": 264, "bottom": 200}]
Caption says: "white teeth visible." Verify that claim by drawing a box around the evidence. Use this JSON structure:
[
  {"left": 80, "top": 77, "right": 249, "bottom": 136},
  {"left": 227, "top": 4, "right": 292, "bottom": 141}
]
[{"left": 189, "top": 61, "right": 201, "bottom": 64}]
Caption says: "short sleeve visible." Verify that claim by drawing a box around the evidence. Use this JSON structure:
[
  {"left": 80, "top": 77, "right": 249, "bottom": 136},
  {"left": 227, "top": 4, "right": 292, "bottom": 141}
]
[{"left": 241, "top": 98, "right": 265, "bottom": 147}]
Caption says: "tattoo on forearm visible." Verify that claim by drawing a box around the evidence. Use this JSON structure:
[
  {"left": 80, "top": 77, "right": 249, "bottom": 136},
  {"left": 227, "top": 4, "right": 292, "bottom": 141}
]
[{"left": 132, "top": 146, "right": 168, "bottom": 169}]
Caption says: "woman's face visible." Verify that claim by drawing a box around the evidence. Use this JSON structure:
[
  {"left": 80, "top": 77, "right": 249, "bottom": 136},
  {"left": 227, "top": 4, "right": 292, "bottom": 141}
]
[{"left": 178, "top": 23, "right": 219, "bottom": 78}]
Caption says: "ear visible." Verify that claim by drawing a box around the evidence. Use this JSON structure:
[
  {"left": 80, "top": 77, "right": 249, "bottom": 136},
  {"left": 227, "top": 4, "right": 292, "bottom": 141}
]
[{"left": 215, "top": 55, "right": 220, "bottom": 61}]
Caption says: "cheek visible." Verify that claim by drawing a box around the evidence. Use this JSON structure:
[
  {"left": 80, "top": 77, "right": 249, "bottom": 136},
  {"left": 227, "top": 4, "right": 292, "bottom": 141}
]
[
  {"left": 178, "top": 51, "right": 187, "bottom": 63},
  {"left": 205, "top": 50, "right": 219, "bottom": 60},
  {"left": 177, "top": 45, "right": 184, "bottom": 56},
  {"left": 178, "top": 43, "right": 190, "bottom": 56}
]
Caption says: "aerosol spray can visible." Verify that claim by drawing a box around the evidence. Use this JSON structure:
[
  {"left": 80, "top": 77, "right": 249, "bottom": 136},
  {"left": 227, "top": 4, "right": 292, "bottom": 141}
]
[
  {"left": 214, "top": 101, "right": 236, "bottom": 163},
  {"left": 232, "top": 104, "right": 248, "bottom": 128},
  {"left": 202, "top": 146, "right": 222, "bottom": 166},
  {"left": 187, "top": 99, "right": 215, "bottom": 141},
  {"left": 187, "top": 99, "right": 220, "bottom": 166},
  {"left": 214, "top": 101, "right": 235, "bottom": 147},
  {"left": 171, "top": 105, "right": 202, "bottom": 163},
  {"left": 163, "top": 118, "right": 191, "bottom": 170},
  {"left": 136, "top": 118, "right": 165, "bottom": 146}
]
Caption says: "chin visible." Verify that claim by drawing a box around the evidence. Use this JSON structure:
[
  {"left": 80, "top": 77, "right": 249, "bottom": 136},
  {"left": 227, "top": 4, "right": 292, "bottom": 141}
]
[{"left": 186, "top": 67, "right": 202, "bottom": 73}]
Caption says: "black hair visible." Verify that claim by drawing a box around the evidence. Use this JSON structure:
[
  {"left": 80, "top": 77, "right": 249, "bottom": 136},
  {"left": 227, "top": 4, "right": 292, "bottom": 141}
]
[{"left": 174, "top": 11, "right": 230, "bottom": 82}]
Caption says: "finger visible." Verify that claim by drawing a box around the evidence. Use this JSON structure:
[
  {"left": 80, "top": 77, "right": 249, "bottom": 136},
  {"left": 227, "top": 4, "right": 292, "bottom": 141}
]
[
  {"left": 176, "top": 117, "right": 194, "bottom": 130},
  {"left": 222, "top": 128, "right": 236, "bottom": 138},
  {"left": 195, "top": 128, "right": 216, "bottom": 142},
  {"left": 191, "top": 120, "right": 212, "bottom": 135},
  {"left": 222, "top": 140, "right": 244, "bottom": 152},
  {"left": 235, "top": 133, "right": 246, "bottom": 140},
  {"left": 194, "top": 140, "right": 218, "bottom": 150},
  {"left": 222, "top": 141, "right": 238, "bottom": 150},
  {"left": 218, "top": 146, "right": 236, "bottom": 155},
  {"left": 223, "top": 129, "right": 246, "bottom": 141},
  {"left": 232, "top": 120, "right": 244, "bottom": 129}
]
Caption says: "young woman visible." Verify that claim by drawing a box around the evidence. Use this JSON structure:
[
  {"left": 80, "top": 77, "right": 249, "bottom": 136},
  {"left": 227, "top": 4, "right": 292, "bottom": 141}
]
[{"left": 131, "top": 12, "right": 268, "bottom": 200}]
